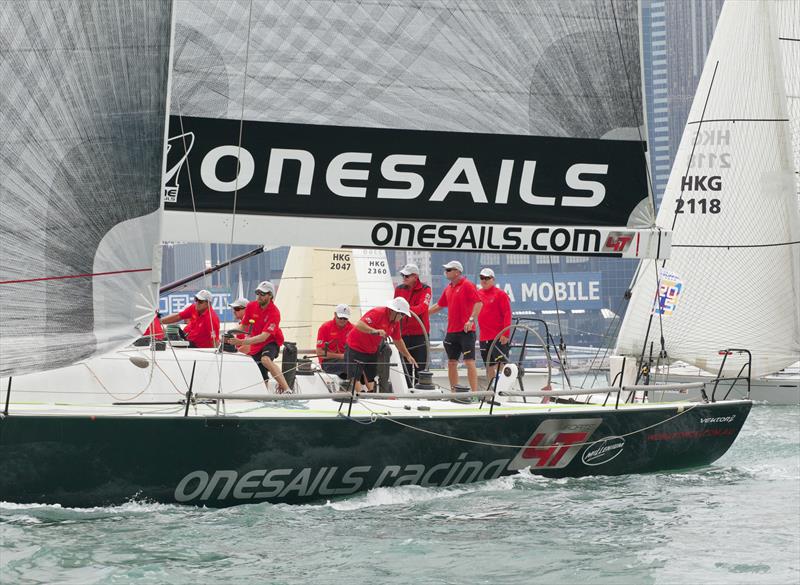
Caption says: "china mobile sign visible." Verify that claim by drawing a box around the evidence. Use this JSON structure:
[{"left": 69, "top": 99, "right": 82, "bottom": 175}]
[
  {"left": 162, "top": 116, "right": 669, "bottom": 258},
  {"left": 497, "top": 272, "right": 602, "bottom": 311}
]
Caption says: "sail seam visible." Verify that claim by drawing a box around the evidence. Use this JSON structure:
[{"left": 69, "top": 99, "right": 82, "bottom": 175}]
[
  {"left": 686, "top": 118, "right": 789, "bottom": 124},
  {"left": 673, "top": 241, "right": 800, "bottom": 249}
]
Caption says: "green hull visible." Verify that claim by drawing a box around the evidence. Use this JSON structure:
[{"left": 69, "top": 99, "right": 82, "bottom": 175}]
[{"left": 0, "top": 401, "right": 751, "bottom": 507}]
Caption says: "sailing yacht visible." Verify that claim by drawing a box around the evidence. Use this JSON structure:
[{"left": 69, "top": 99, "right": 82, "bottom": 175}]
[
  {"left": 0, "top": 0, "right": 757, "bottom": 507},
  {"left": 614, "top": 0, "right": 800, "bottom": 404}
]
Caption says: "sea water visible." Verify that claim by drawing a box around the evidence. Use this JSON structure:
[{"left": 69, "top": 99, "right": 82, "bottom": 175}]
[{"left": 1, "top": 406, "right": 798, "bottom": 585}]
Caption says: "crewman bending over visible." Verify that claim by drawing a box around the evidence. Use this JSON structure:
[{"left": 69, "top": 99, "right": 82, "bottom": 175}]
[
  {"left": 344, "top": 298, "right": 418, "bottom": 392},
  {"left": 316, "top": 304, "right": 354, "bottom": 377}
]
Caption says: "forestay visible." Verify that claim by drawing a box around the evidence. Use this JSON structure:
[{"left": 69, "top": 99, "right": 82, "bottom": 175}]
[
  {"left": 163, "top": 0, "right": 667, "bottom": 259},
  {"left": 615, "top": 0, "right": 800, "bottom": 378},
  {"left": 0, "top": 2, "right": 173, "bottom": 377}
]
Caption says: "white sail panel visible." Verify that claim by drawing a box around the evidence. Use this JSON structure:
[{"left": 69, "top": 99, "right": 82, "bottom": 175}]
[
  {"left": 171, "top": 0, "right": 642, "bottom": 137},
  {"left": 0, "top": 2, "right": 172, "bottom": 378},
  {"left": 776, "top": 0, "right": 800, "bottom": 206},
  {"left": 616, "top": 0, "right": 800, "bottom": 378},
  {"left": 276, "top": 248, "right": 393, "bottom": 349}
]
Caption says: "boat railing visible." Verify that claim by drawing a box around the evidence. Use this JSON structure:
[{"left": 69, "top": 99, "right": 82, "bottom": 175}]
[
  {"left": 192, "top": 382, "right": 705, "bottom": 408},
  {"left": 708, "top": 349, "right": 752, "bottom": 402}
]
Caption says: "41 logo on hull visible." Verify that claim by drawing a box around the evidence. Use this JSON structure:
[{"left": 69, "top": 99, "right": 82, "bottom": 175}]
[{"left": 509, "top": 418, "right": 602, "bottom": 470}]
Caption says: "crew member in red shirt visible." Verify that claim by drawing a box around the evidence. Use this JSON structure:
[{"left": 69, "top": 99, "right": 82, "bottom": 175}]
[
  {"left": 429, "top": 260, "right": 482, "bottom": 393},
  {"left": 220, "top": 297, "right": 248, "bottom": 352},
  {"left": 316, "top": 303, "right": 354, "bottom": 377},
  {"left": 229, "top": 281, "right": 290, "bottom": 393},
  {"left": 477, "top": 268, "right": 512, "bottom": 381},
  {"left": 393, "top": 263, "right": 431, "bottom": 387},
  {"left": 160, "top": 289, "right": 220, "bottom": 348},
  {"left": 345, "top": 297, "right": 417, "bottom": 392}
]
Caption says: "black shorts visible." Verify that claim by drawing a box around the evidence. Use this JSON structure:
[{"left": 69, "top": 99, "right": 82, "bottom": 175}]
[
  {"left": 321, "top": 358, "right": 348, "bottom": 378},
  {"left": 480, "top": 341, "right": 510, "bottom": 366},
  {"left": 252, "top": 342, "right": 280, "bottom": 362},
  {"left": 444, "top": 331, "right": 476, "bottom": 361},
  {"left": 345, "top": 346, "right": 378, "bottom": 382}
]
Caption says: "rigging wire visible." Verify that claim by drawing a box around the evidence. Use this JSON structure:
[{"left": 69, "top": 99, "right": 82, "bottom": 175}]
[
  {"left": 355, "top": 400, "right": 699, "bottom": 450},
  {"left": 609, "top": 0, "right": 657, "bottom": 218},
  {"left": 217, "top": 0, "right": 255, "bottom": 396}
]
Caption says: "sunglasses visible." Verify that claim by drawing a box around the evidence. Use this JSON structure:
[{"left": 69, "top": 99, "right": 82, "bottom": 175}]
[
  {"left": 233, "top": 307, "right": 245, "bottom": 311},
  {"left": 479, "top": 276, "right": 493, "bottom": 280},
  {"left": 336, "top": 316, "right": 349, "bottom": 320},
  {"left": 255, "top": 291, "right": 269, "bottom": 296},
  {"left": 402, "top": 274, "right": 414, "bottom": 278},
  {"left": 445, "top": 268, "right": 457, "bottom": 272},
  {"left": 194, "top": 298, "right": 208, "bottom": 303}
]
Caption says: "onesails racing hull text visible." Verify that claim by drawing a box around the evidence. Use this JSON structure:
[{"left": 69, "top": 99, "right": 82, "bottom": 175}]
[{"left": 0, "top": 401, "right": 751, "bottom": 507}]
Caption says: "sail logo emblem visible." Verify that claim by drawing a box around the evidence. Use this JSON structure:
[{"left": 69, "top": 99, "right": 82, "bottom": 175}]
[
  {"left": 653, "top": 268, "right": 683, "bottom": 316},
  {"left": 163, "top": 132, "right": 195, "bottom": 203},
  {"left": 509, "top": 418, "right": 602, "bottom": 470},
  {"left": 581, "top": 436, "right": 625, "bottom": 466}
]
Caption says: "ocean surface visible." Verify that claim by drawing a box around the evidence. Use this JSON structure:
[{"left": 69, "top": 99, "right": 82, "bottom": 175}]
[{"left": 1, "top": 405, "right": 798, "bottom": 585}]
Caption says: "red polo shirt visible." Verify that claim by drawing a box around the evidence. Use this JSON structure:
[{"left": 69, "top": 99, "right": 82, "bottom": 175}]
[
  {"left": 393, "top": 281, "right": 431, "bottom": 336},
  {"left": 241, "top": 300, "right": 284, "bottom": 356},
  {"left": 437, "top": 277, "right": 481, "bottom": 333},
  {"left": 316, "top": 318, "right": 354, "bottom": 362},
  {"left": 477, "top": 286, "right": 512, "bottom": 342},
  {"left": 346, "top": 307, "right": 400, "bottom": 354},
  {"left": 178, "top": 304, "right": 220, "bottom": 348}
]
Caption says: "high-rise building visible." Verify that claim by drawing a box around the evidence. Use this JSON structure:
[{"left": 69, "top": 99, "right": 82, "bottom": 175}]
[{"left": 642, "top": 0, "right": 725, "bottom": 205}]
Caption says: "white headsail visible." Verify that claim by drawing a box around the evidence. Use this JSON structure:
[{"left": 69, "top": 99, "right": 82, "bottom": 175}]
[{"left": 615, "top": 0, "right": 800, "bottom": 378}]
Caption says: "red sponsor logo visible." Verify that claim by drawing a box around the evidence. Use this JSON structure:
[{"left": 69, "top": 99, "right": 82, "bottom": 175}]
[
  {"left": 521, "top": 431, "right": 593, "bottom": 468},
  {"left": 646, "top": 428, "right": 736, "bottom": 441},
  {"left": 509, "top": 418, "right": 602, "bottom": 470},
  {"left": 604, "top": 235, "right": 633, "bottom": 252}
]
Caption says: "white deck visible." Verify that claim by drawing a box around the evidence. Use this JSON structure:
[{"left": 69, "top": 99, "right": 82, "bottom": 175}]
[{"left": 1, "top": 345, "right": 706, "bottom": 419}]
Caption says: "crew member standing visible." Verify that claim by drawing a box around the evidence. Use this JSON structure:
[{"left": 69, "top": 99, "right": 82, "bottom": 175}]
[
  {"left": 476, "top": 268, "right": 512, "bottom": 382},
  {"left": 345, "top": 298, "right": 418, "bottom": 392},
  {"left": 229, "top": 281, "right": 291, "bottom": 393},
  {"left": 393, "top": 263, "right": 431, "bottom": 387},
  {"left": 316, "top": 303, "right": 354, "bottom": 377},
  {"left": 429, "top": 261, "right": 482, "bottom": 393},
  {"left": 160, "top": 289, "right": 220, "bottom": 348}
]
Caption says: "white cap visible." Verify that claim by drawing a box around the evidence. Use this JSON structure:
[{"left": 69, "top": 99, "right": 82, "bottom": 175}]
[
  {"left": 442, "top": 260, "right": 463, "bottom": 272},
  {"left": 229, "top": 297, "right": 248, "bottom": 309},
  {"left": 334, "top": 303, "right": 351, "bottom": 318},
  {"left": 255, "top": 281, "right": 275, "bottom": 296},
  {"left": 386, "top": 297, "right": 411, "bottom": 316},
  {"left": 399, "top": 263, "right": 419, "bottom": 276},
  {"left": 195, "top": 289, "right": 213, "bottom": 302},
  {"left": 479, "top": 268, "right": 495, "bottom": 278}
]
